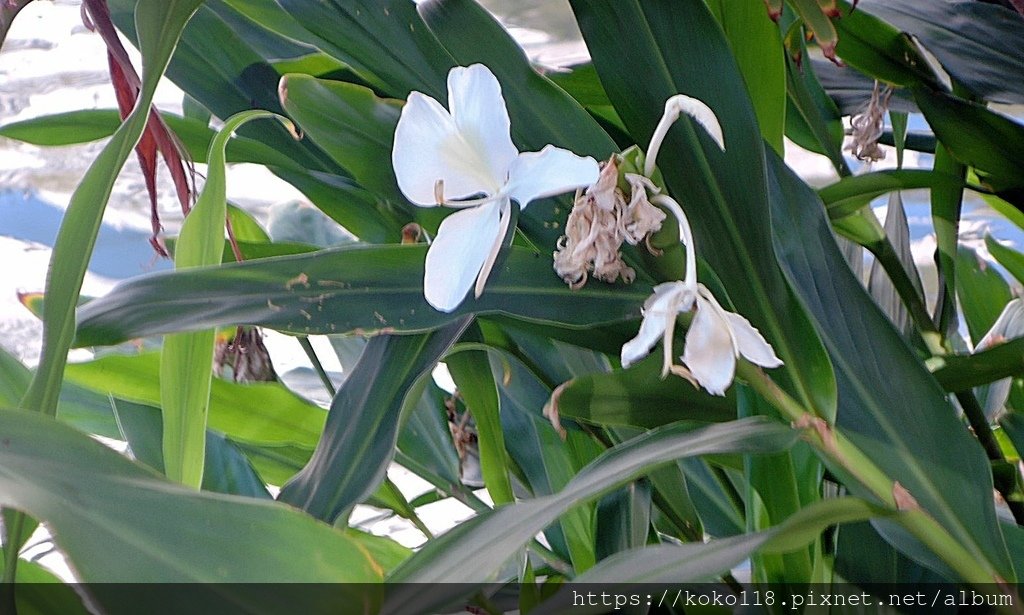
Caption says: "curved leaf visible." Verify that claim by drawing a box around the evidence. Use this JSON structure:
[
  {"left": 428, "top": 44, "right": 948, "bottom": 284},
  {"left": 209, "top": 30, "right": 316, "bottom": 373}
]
[
  {"left": 819, "top": 169, "right": 964, "bottom": 221},
  {"left": 277, "top": 0, "right": 455, "bottom": 100},
  {"left": 65, "top": 353, "right": 325, "bottom": 449},
  {"left": 0, "top": 110, "right": 301, "bottom": 170},
  {"left": 551, "top": 353, "right": 735, "bottom": 429},
  {"left": 556, "top": 497, "right": 882, "bottom": 588},
  {"left": 75, "top": 245, "right": 650, "bottom": 346},
  {"left": 767, "top": 148, "right": 1015, "bottom": 579},
  {"left": 858, "top": 0, "right": 1024, "bottom": 104},
  {"left": 0, "top": 410, "right": 382, "bottom": 596},
  {"left": 279, "top": 74, "right": 409, "bottom": 208},
  {"left": 933, "top": 338, "right": 1024, "bottom": 392},
  {"left": 386, "top": 417, "right": 796, "bottom": 607},
  {"left": 161, "top": 110, "right": 281, "bottom": 486},
  {"left": 278, "top": 318, "right": 470, "bottom": 522}
]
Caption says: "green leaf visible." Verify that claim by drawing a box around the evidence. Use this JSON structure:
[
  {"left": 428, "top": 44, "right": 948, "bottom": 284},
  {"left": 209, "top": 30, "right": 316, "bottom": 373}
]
[
  {"left": 110, "top": 398, "right": 271, "bottom": 499},
  {"left": 0, "top": 346, "right": 31, "bottom": 409},
  {"left": 20, "top": 0, "right": 201, "bottom": 415},
  {"left": 785, "top": 52, "right": 847, "bottom": 173},
  {"left": 447, "top": 344, "right": 514, "bottom": 505},
  {"left": 987, "top": 234, "right": 1024, "bottom": 288},
  {"left": 932, "top": 339, "right": 1024, "bottom": 393},
  {"left": 572, "top": 0, "right": 837, "bottom": 420},
  {"left": 767, "top": 149, "right": 1015, "bottom": 580},
  {"left": 8, "top": 0, "right": 202, "bottom": 584},
  {"left": 867, "top": 192, "right": 925, "bottom": 337},
  {"left": 279, "top": 74, "right": 410, "bottom": 209},
  {"left": 551, "top": 353, "right": 735, "bottom": 429},
  {"left": 0, "top": 549, "right": 91, "bottom": 615},
  {"left": 915, "top": 88, "right": 1024, "bottom": 198},
  {"left": 277, "top": 0, "right": 455, "bottom": 100},
  {"left": 396, "top": 382, "right": 462, "bottom": 487},
  {"left": 65, "top": 353, "right": 325, "bottom": 450},
  {"left": 108, "top": 0, "right": 332, "bottom": 172},
  {"left": 1001, "top": 414, "right": 1024, "bottom": 461},
  {"left": 495, "top": 349, "right": 597, "bottom": 572},
  {"left": 707, "top": 0, "right": 785, "bottom": 154},
  {"left": 594, "top": 480, "right": 652, "bottom": 562},
  {"left": 552, "top": 497, "right": 882, "bottom": 590},
  {"left": 387, "top": 417, "right": 796, "bottom": 600},
  {"left": 929, "top": 142, "right": 967, "bottom": 337},
  {"left": 75, "top": 245, "right": 649, "bottom": 346},
  {"left": 740, "top": 390, "right": 818, "bottom": 585},
  {"left": 836, "top": 521, "right": 952, "bottom": 584},
  {"left": 957, "top": 244, "right": 1011, "bottom": 345},
  {"left": 161, "top": 110, "right": 281, "bottom": 486},
  {"left": 0, "top": 409, "right": 383, "bottom": 594},
  {"left": 857, "top": 0, "right": 1024, "bottom": 104},
  {"left": 226, "top": 202, "right": 271, "bottom": 244},
  {"left": 819, "top": 169, "right": 964, "bottom": 221},
  {"left": 0, "top": 110, "right": 301, "bottom": 170},
  {"left": 680, "top": 458, "right": 746, "bottom": 537},
  {"left": 278, "top": 319, "right": 470, "bottom": 522},
  {"left": 830, "top": 0, "right": 941, "bottom": 89}
]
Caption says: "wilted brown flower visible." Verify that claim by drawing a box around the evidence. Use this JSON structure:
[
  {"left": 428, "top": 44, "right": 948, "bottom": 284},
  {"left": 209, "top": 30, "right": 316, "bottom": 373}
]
[{"left": 847, "top": 81, "right": 892, "bottom": 162}]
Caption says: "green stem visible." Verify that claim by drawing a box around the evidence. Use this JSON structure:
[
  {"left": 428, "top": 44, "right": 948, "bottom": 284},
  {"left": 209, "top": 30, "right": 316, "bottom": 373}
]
[
  {"left": 738, "top": 363, "right": 1009, "bottom": 592},
  {"left": 297, "top": 336, "right": 336, "bottom": 397},
  {"left": 865, "top": 238, "right": 935, "bottom": 337},
  {"left": 955, "top": 392, "right": 1024, "bottom": 525},
  {"left": 1, "top": 510, "right": 26, "bottom": 585}
]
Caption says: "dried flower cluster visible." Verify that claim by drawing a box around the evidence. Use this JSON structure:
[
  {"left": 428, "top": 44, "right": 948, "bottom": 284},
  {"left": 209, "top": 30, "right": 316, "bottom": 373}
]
[
  {"left": 553, "top": 158, "right": 666, "bottom": 289},
  {"left": 847, "top": 81, "right": 892, "bottom": 162}
]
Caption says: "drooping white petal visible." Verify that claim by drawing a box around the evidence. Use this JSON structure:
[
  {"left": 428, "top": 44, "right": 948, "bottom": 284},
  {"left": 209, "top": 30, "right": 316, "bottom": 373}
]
[
  {"left": 475, "top": 199, "right": 512, "bottom": 298},
  {"left": 723, "top": 311, "right": 783, "bottom": 368},
  {"left": 977, "top": 298, "right": 1024, "bottom": 350},
  {"left": 447, "top": 64, "right": 518, "bottom": 190},
  {"left": 506, "top": 145, "right": 600, "bottom": 208},
  {"left": 392, "top": 92, "right": 503, "bottom": 206},
  {"left": 666, "top": 94, "right": 725, "bottom": 151},
  {"left": 682, "top": 296, "right": 737, "bottom": 396},
  {"left": 621, "top": 310, "right": 670, "bottom": 369},
  {"left": 423, "top": 200, "right": 502, "bottom": 312},
  {"left": 621, "top": 282, "right": 688, "bottom": 369}
]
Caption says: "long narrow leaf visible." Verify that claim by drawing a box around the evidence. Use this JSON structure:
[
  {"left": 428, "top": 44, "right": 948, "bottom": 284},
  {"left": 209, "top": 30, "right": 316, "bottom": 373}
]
[
  {"left": 161, "top": 110, "right": 282, "bottom": 487},
  {"left": 0, "top": 409, "right": 383, "bottom": 612},
  {"left": 279, "top": 318, "right": 471, "bottom": 522},
  {"left": 766, "top": 148, "right": 1015, "bottom": 579},
  {"left": 387, "top": 418, "right": 795, "bottom": 590},
  {"left": 8, "top": 0, "right": 203, "bottom": 585},
  {"left": 75, "top": 245, "right": 649, "bottom": 346}
]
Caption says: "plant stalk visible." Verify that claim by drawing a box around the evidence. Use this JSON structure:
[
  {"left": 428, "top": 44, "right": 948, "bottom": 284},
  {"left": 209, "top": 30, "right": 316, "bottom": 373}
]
[{"left": 738, "top": 363, "right": 1013, "bottom": 597}]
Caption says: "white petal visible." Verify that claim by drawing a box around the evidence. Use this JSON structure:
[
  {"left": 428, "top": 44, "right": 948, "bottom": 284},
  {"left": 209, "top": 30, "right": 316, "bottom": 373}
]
[
  {"left": 621, "top": 282, "right": 689, "bottom": 369},
  {"left": 506, "top": 145, "right": 600, "bottom": 208},
  {"left": 423, "top": 201, "right": 502, "bottom": 312},
  {"left": 977, "top": 298, "right": 1024, "bottom": 350},
  {"left": 723, "top": 311, "right": 783, "bottom": 368},
  {"left": 621, "top": 311, "right": 670, "bottom": 369},
  {"left": 392, "top": 92, "right": 501, "bottom": 206},
  {"left": 666, "top": 94, "right": 725, "bottom": 151},
  {"left": 682, "top": 297, "right": 737, "bottom": 396},
  {"left": 475, "top": 199, "right": 512, "bottom": 298},
  {"left": 447, "top": 64, "right": 518, "bottom": 190}
]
